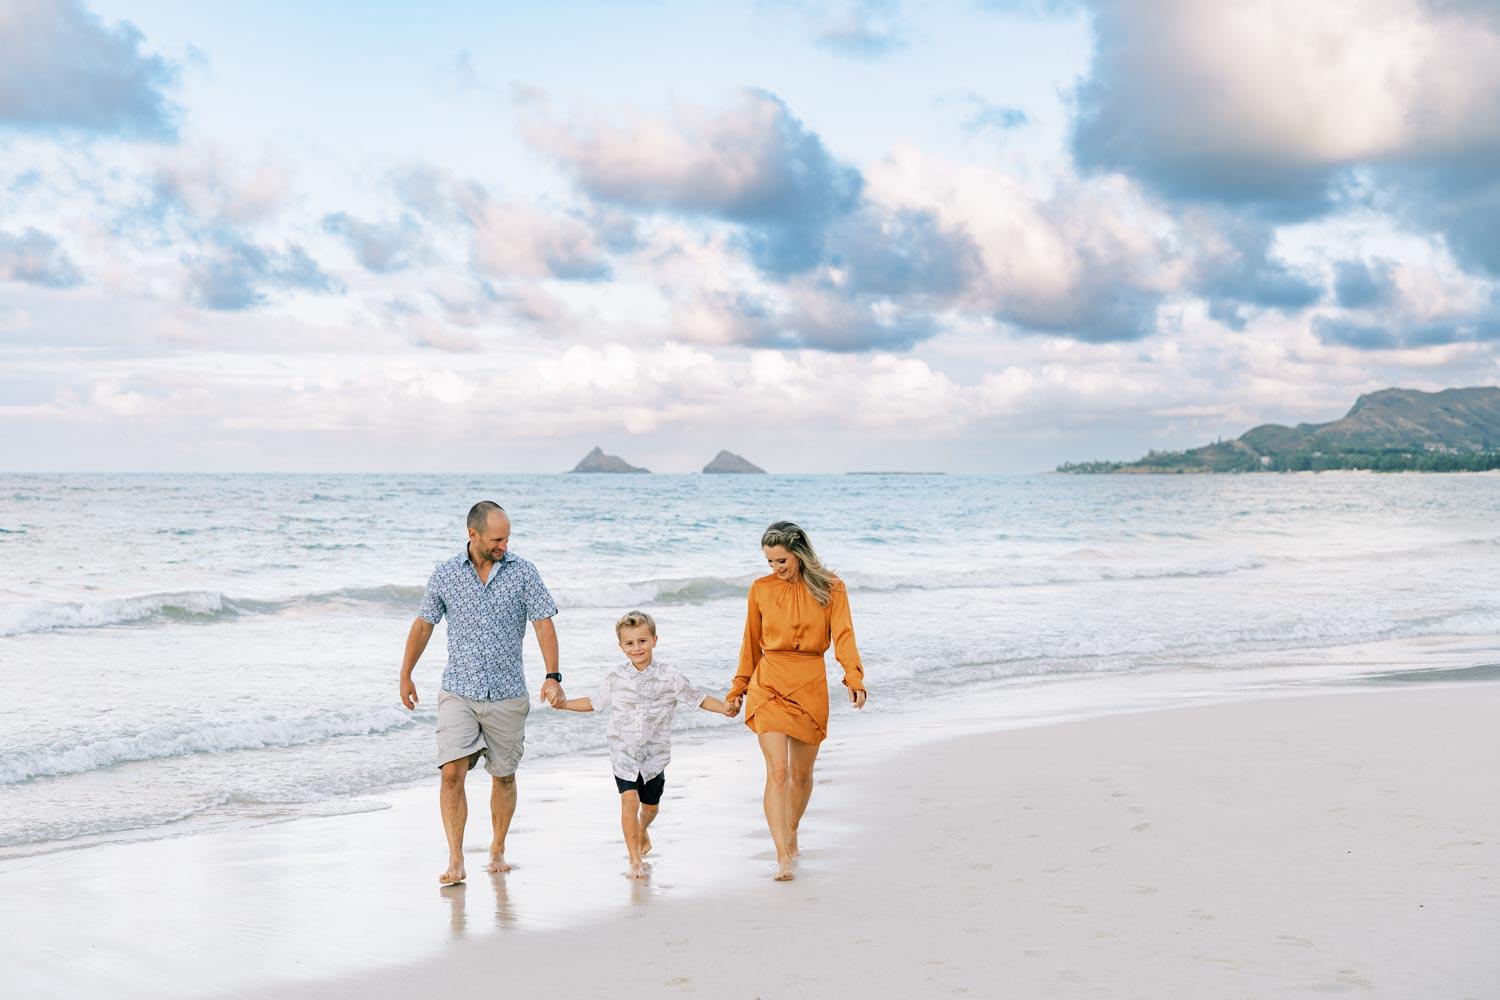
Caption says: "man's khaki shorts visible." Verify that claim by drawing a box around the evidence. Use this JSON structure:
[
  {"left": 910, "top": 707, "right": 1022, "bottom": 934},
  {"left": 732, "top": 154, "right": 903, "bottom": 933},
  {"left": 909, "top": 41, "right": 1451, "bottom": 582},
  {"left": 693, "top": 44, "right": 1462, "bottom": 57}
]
[{"left": 435, "top": 691, "right": 529, "bottom": 777}]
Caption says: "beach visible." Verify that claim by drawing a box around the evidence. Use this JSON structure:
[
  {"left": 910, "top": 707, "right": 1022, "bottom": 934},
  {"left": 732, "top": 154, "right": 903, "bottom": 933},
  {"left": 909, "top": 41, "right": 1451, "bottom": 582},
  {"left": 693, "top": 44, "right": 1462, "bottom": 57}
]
[{"left": 4, "top": 676, "right": 1496, "bottom": 999}]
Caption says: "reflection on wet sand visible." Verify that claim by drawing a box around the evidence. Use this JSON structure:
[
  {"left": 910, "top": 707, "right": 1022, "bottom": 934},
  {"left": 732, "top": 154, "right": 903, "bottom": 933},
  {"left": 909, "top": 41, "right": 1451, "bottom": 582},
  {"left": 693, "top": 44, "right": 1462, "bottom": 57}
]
[
  {"left": 441, "top": 882, "right": 466, "bottom": 938},
  {"left": 490, "top": 872, "right": 518, "bottom": 927}
]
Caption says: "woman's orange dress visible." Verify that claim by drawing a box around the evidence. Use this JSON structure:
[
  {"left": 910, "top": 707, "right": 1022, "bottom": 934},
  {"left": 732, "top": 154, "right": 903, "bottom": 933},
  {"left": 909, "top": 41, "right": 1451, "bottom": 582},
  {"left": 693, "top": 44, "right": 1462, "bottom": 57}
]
[{"left": 728, "top": 574, "right": 865, "bottom": 745}]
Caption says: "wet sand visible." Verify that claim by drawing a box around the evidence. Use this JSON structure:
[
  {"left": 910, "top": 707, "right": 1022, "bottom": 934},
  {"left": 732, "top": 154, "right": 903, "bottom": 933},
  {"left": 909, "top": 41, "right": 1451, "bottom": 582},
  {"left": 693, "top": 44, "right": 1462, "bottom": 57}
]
[{"left": 4, "top": 682, "right": 1497, "bottom": 999}]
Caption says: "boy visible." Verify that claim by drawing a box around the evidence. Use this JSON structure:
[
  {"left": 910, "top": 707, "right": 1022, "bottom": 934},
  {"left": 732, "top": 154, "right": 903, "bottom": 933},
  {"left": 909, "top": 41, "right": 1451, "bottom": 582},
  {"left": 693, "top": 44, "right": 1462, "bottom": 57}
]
[{"left": 554, "top": 610, "right": 736, "bottom": 878}]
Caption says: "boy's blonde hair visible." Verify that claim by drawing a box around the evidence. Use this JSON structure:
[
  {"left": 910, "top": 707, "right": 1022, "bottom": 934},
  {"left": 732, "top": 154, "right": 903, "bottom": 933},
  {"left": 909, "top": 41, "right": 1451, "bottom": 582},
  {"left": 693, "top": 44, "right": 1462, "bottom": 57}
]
[{"left": 615, "top": 609, "right": 657, "bottom": 637}]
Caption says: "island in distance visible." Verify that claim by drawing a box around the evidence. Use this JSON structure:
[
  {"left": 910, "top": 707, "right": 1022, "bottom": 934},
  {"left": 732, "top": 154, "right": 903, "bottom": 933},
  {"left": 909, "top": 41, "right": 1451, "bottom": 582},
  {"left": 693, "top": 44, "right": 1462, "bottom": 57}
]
[
  {"left": 1059, "top": 386, "right": 1500, "bottom": 474},
  {"left": 569, "top": 446, "right": 649, "bottom": 473},
  {"left": 703, "top": 450, "right": 766, "bottom": 474}
]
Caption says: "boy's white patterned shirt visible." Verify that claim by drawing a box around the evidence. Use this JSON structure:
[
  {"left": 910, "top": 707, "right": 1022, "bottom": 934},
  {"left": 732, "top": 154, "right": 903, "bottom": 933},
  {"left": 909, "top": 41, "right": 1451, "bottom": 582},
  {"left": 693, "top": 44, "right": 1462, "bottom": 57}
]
[{"left": 593, "top": 659, "right": 704, "bottom": 782}]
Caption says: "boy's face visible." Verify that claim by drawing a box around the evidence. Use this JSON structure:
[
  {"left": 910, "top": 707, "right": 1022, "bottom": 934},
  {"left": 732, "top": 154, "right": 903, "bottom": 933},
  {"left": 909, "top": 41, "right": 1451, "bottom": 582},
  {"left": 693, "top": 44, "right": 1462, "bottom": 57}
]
[{"left": 618, "top": 624, "right": 657, "bottom": 669}]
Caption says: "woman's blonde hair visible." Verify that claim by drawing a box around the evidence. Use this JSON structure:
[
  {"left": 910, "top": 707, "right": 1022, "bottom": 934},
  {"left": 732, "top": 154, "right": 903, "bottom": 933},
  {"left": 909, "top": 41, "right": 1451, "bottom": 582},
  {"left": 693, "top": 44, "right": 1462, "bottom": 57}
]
[
  {"left": 761, "top": 521, "right": 837, "bottom": 606},
  {"left": 615, "top": 609, "right": 657, "bottom": 636}
]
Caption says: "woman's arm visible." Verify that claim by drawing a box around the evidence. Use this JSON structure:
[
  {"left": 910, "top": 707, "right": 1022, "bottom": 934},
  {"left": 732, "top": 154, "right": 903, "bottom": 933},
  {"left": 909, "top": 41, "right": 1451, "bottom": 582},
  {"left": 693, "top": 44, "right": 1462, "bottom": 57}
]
[
  {"left": 727, "top": 585, "right": 762, "bottom": 702},
  {"left": 830, "top": 582, "right": 866, "bottom": 697}
]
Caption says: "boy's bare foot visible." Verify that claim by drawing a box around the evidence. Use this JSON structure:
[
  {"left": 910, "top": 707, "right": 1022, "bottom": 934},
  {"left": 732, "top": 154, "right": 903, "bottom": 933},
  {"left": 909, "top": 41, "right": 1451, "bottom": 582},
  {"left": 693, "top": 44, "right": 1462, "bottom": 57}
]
[
  {"left": 485, "top": 853, "right": 511, "bottom": 873},
  {"left": 440, "top": 859, "right": 466, "bottom": 885},
  {"left": 638, "top": 832, "right": 652, "bottom": 857},
  {"left": 625, "top": 862, "right": 648, "bottom": 879}
]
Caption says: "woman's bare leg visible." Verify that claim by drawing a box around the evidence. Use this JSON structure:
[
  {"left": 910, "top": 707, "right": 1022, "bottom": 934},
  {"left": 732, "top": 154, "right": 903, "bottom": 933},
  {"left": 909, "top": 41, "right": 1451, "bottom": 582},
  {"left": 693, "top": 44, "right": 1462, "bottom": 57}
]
[
  {"left": 785, "top": 736, "right": 821, "bottom": 857},
  {"left": 756, "top": 732, "right": 796, "bottom": 879}
]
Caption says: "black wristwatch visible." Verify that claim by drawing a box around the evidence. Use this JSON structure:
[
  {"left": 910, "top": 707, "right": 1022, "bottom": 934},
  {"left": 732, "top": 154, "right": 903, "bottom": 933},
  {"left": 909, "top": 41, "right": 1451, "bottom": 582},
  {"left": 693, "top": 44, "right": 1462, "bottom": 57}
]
[{"left": 545, "top": 672, "right": 563, "bottom": 683}]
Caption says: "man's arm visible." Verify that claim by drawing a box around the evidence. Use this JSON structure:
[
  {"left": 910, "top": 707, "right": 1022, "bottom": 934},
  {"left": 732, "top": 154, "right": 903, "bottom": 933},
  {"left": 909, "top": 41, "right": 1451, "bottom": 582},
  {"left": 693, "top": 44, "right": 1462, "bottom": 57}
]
[
  {"left": 533, "top": 616, "right": 563, "bottom": 707},
  {"left": 399, "top": 617, "right": 435, "bottom": 710}
]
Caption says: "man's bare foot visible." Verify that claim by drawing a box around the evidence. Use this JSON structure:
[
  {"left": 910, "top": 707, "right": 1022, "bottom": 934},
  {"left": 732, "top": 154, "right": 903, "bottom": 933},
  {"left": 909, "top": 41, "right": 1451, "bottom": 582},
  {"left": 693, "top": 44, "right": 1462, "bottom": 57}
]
[
  {"left": 440, "top": 859, "right": 466, "bottom": 885},
  {"left": 486, "top": 853, "right": 512, "bottom": 873},
  {"left": 625, "top": 862, "right": 648, "bottom": 879},
  {"left": 638, "top": 832, "right": 652, "bottom": 857}
]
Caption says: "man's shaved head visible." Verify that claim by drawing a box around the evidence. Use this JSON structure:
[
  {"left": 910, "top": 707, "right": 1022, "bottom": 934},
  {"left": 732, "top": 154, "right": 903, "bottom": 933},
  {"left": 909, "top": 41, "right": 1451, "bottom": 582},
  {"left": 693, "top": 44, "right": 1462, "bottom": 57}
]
[{"left": 467, "top": 500, "right": 507, "bottom": 533}]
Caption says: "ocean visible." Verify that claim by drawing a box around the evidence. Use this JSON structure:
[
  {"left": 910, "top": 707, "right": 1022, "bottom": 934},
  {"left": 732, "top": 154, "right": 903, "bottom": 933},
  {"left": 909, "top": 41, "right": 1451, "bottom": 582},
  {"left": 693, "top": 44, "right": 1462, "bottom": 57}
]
[{"left": 2, "top": 471, "right": 1497, "bottom": 858}]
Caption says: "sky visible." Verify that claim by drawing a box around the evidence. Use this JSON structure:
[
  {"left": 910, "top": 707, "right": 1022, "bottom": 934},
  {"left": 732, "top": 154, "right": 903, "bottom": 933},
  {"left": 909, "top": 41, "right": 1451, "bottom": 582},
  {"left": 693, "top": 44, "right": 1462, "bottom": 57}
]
[{"left": 1, "top": 0, "right": 1498, "bottom": 473}]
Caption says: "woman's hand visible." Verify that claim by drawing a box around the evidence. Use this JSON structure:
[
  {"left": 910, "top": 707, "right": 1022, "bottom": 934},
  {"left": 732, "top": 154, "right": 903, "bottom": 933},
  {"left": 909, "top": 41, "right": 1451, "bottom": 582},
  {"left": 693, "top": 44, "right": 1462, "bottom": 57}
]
[{"left": 849, "top": 687, "right": 867, "bottom": 710}]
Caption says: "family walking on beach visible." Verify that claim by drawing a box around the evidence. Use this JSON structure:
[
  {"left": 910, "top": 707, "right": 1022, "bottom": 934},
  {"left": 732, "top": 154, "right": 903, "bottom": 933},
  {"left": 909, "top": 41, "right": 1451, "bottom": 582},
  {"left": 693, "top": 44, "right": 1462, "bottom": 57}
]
[{"left": 397, "top": 501, "right": 867, "bottom": 884}]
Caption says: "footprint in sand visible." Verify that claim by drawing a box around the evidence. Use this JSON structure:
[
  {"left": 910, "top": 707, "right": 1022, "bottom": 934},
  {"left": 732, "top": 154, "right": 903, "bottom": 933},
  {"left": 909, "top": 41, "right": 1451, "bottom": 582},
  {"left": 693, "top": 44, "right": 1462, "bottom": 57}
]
[
  {"left": 1188, "top": 908, "right": 1216, "bottom": 921},
  {"left": 1132, "top": 884, "right": 1158, "bottom": 895},
  {"left": 968, "top": 862, "right": 994, "bottom": 871},
  {"left": 1133, "top": 823, "right": 1151, "bottom": 832},
  {"left": 1277, "top": 935, "right": 1314, "bottom": 948},
  {"left": 1090, "top": 844, "right": 1113, "bottom": 854}
]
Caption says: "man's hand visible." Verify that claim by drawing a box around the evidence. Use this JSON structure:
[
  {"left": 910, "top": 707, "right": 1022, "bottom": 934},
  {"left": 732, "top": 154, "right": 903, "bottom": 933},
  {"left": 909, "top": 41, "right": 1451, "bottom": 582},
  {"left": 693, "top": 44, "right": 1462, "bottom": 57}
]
[
  {"left": 400, "top": 675, "right": 419, "bottom": 710},
  {"left": 540, "top": 678, "right": 565, "bottom": 708}
]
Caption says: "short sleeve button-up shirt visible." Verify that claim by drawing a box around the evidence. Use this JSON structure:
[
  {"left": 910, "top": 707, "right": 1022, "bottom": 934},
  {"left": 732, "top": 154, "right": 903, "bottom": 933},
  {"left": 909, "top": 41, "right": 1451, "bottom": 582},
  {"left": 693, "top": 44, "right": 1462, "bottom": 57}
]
[
  {"left": 417, "top": 549, "right": 558, "bottom": 702},
  {"left": 593, "top": 660, "right": 704, "bottom": 782}
]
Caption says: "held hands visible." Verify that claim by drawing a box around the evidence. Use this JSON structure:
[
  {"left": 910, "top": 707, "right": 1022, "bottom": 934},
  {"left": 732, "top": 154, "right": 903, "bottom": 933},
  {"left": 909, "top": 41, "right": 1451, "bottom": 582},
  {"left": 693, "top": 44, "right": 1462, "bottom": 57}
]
[
  {"left": 539, "top": 678, "right": 566, "bottom": 708},
  {"left": 723, "top": 694, "right": 742, "bottom": 718},
  {"left": 399, "top": 676, "right": 419, "bottom": 711}
]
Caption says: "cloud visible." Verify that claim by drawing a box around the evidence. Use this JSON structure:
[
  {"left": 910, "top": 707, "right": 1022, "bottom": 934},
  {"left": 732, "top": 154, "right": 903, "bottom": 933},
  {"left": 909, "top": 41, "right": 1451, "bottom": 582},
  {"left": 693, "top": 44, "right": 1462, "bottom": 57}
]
[
  {"left": 1184, "top": 215, "right": 1322, "bottom": 329},
  {"left": 808, "top": 0, "right": 913, "bottom": 58},
  {"left": 522, "top": 89, "right": 862, "bottom": 274},
  {"left": 392, "top": 165, "right": 612, "bottom": 281},
  {"left": 863, "top": 145, "right": 1176, "bottom": 341},
  {"left": 1333, "top": 258, "right": 1396, "bottom": 309},
  {"left": 322, "top": 212, "right": 426, "bottom": 273},
  {"left": 1314, "top": 255, "right": 1499, "bottom": 348},
  {"left": 184, "top": 239, "right": 343, "bottom": 311},
  {"left": 1070, "top": 0, "right": 1500, "bottom": 218},
  {"left": 0, "top": 0, "right": 179, "bottom": 139},
  {"left": 0, "top": 227, "right": 83, "bottom": 287},
  {"left": 953, "top": 94, "right": 1029, "bottom": 135}
]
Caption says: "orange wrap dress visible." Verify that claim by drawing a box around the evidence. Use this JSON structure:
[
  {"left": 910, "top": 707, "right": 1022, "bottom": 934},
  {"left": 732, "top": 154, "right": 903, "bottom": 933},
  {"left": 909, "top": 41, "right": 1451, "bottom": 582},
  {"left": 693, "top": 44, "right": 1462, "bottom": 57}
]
[{"left": 728, "top": 574, "right": 865, "bottom": 745}]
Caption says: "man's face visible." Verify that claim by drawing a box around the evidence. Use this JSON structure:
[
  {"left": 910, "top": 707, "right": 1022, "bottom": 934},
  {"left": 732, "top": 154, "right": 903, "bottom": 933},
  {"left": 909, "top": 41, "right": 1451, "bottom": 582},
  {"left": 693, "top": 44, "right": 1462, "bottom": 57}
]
[
  {"left": 618, "top": 625, "right": 657, "bottom": 668},
  {"left": 468, "top": 513, "right": 510, "bottom": 562}
]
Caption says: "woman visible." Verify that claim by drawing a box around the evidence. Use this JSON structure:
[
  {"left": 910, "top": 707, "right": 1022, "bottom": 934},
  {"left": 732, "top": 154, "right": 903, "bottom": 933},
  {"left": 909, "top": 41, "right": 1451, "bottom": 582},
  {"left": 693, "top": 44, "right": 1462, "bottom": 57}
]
[{"left": 725, "top": 521, "right": 867, "bottom": 881}]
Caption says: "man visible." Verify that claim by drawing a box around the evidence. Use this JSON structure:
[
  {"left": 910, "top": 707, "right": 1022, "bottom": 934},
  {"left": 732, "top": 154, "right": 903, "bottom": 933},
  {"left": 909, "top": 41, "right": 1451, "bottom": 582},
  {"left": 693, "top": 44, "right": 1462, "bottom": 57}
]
[{"left": 399, "top": 500, "right": 565, "bottom": 886}]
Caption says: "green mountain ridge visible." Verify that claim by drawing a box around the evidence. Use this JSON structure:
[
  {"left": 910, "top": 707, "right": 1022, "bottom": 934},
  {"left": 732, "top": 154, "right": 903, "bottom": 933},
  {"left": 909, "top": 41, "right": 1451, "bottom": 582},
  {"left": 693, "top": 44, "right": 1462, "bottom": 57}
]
[{"left": 1060, "top": 387, "right": 1500, "bottom": 474}]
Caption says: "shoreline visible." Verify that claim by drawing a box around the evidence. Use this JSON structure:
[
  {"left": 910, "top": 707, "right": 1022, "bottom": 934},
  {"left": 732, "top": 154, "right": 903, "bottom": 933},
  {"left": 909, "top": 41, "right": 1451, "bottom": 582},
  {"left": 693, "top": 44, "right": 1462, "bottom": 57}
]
[{"left": 3, "top": 678, "right": 1497, "bottom": 998}]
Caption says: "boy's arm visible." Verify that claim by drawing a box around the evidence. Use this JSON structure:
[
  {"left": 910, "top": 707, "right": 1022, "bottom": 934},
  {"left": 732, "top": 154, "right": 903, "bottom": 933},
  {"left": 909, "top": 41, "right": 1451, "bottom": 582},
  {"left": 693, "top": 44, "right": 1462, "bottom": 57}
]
[
  {"left": 699, "top": 694, "right": 735, "bottom": 717},
  {"left": 555, "top": 697, "right": 595, "bottom": 712}
]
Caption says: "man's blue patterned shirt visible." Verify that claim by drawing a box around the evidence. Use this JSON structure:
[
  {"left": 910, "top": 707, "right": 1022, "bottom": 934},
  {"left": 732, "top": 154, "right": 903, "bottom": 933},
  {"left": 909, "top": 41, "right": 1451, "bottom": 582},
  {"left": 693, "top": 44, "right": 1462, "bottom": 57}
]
[{"left": 418, "top": 548, "right": 558, "bottom": 701}]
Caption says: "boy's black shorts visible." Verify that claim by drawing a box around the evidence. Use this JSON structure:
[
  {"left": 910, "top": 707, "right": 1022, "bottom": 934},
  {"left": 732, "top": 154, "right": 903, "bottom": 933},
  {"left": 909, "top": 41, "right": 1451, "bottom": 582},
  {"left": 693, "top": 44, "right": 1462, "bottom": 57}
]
[{"left": 614, "top": 770, "right": 666, "bottom": 805}]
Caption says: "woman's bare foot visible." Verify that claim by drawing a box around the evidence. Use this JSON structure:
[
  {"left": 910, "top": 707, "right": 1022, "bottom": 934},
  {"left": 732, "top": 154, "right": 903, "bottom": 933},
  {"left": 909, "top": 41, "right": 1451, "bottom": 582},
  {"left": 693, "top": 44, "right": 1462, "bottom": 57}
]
[
  {"left": 638, "top": 832, "right": 652, "bottom": 857},
  {"left": 773, "top": 855, "right": 795, "bottom": 881},
  {"left": 787, "top": 834, "right": 800, "bottom": 858},
  {"left": 625, "top": 862, "right": 648, "bottom": 879},
  {"left": 439, "top": 858, "right": 466, "bottom": 885},
  {"left": 485, "top": 853, "right": 511, "bottom": 874}
]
